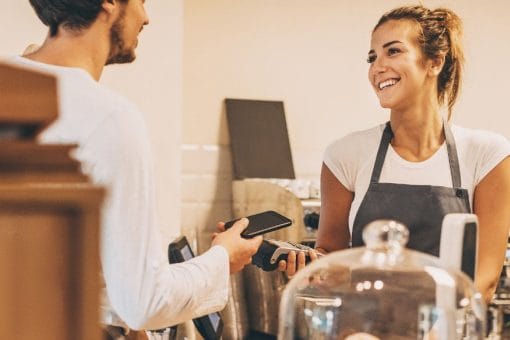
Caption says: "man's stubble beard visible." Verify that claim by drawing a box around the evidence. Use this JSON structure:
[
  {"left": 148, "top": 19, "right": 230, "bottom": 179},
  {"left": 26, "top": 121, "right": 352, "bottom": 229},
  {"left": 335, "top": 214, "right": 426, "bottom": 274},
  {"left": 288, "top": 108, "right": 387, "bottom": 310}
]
[{"left": 105, "top": 11, "right": 136, "bottom": 65}]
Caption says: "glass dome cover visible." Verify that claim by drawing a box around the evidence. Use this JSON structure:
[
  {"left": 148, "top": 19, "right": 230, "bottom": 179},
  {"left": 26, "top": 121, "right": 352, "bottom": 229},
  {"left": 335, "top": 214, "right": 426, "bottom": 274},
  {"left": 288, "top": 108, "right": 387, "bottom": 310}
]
[{"left": 278, "top": 220, "right": 486, "bottom": 339}]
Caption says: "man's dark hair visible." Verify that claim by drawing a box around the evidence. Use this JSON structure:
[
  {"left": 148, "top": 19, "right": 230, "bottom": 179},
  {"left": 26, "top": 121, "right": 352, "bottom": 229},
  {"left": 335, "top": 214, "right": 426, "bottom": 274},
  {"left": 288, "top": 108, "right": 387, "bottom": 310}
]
[{"left": 29, "top": 0, "right": 108, "bottom": 37}]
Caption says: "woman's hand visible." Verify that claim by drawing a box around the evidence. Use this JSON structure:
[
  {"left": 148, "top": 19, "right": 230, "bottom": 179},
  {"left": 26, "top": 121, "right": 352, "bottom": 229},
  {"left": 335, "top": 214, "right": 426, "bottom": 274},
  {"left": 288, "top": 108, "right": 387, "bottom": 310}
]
[{"left": 278, "top": 248, "right": 320, "bottom": 277}]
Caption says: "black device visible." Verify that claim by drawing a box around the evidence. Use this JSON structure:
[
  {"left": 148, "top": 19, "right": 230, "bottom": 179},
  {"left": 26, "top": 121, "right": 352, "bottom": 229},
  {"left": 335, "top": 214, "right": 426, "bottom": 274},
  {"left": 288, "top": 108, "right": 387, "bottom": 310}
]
[
  {"left": 224, "top": 210, "right": 293, "bottom": 238},
  {"left": 461, "top": 221, "right": 477, "bottom": 280},
  {"left": 440, "top": 214, "right": 479, "bottom": 281},
  {"left": 225, "top": 98, "right": 295, "bottom": 180},
  {"left": 168, "top": 236, "right": 223, "bottom": 340},
  {"left": 252, "top": 239, "right": 321, "bottom": 271}
]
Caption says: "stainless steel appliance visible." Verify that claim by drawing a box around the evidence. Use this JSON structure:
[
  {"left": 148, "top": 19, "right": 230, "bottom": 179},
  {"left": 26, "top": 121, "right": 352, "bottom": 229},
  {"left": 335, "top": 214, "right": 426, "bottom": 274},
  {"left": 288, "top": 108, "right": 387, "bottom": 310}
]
[{"left": 301, "top": 199, "right": 321, "bottom": 248}]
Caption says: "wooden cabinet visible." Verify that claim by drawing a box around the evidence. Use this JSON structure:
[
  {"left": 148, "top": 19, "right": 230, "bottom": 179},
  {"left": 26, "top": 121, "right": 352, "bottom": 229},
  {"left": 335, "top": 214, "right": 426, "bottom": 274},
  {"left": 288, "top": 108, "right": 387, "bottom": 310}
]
[
  {"left": 0, "top": 185, "right": 103, "bottom": 340},
  {"left": 0, "top": 62, "right": 103, "bottom": 340}
]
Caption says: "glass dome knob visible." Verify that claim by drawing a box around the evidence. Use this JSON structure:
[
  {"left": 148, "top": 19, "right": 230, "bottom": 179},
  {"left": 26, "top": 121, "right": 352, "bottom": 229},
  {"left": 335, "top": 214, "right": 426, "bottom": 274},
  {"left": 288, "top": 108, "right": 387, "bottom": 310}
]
[{"left": 362, "top": 219, "right": 409, "bottom": 252}]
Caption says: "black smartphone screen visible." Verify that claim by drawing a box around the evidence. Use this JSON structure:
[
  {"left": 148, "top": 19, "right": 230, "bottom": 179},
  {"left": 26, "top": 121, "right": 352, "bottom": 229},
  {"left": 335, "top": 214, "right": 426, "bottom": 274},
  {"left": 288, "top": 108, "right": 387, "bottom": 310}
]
[{"left": 224, "top": 210, "right": 292, "bottom": 238}]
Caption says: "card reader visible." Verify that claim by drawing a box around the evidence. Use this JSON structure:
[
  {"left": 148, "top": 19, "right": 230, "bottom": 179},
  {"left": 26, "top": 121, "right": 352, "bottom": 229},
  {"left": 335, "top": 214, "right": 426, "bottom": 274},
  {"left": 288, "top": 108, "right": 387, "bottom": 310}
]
[
  {"left": 168, "top": 236, "right": 223, "bottom": 340},
  {"left": 252, "top": 239, "right": 320, "bottom": 272}
]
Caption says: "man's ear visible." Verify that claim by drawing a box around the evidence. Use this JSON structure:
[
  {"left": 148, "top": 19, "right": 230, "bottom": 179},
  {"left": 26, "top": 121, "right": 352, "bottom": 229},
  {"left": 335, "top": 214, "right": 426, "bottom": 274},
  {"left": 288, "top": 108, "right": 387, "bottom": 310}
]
[
  {"left": 100, "top": 0, "right": 121, "bottom": 23},
  {"left": 102, "top": 0, "right": 117, "bottom": 16},
  {"left": 429, "top": 54, "right": 445, "bottom": 76}
]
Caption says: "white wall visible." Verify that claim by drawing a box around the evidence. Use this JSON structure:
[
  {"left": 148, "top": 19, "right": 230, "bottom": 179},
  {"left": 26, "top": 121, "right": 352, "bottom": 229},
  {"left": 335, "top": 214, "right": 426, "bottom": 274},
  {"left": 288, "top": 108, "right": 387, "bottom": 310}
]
[
  {"left": 182, "top": 0, "right": 510, "bottom": 247},
  {"left": 184, "top": 0, "right": 510, "bottom": 146},
  {"left": 0, "top": 1, "right": 183, "bottom": 242}
]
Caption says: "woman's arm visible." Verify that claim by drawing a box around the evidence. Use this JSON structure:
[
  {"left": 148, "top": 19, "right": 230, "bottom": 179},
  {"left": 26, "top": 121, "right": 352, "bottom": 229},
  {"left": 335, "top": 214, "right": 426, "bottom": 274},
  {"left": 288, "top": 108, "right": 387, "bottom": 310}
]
[
  {"left": 473, "top": 156, "right": 510, "bottom": 303},
  {"left": 278, "top": 163, "right": 353, "bottom": 276},
  {"left": 315, "top": 163, "right": 354, "bottom": 253}
]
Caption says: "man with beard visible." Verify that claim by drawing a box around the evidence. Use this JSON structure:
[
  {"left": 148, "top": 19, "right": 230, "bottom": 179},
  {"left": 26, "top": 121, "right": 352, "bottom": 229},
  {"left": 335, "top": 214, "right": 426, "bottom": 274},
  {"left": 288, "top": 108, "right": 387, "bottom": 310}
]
[{"left": 7, "top": 1, "right": 263, "bottom": 338}]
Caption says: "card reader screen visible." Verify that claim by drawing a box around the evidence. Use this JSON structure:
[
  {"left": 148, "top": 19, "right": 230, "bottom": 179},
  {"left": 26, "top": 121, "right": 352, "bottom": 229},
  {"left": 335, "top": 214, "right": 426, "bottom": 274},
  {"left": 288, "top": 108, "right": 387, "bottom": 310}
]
[
  {"left": 181, "top": 245, "right": 194, "bottom": 261},
  {"left": 209, "top": 312, "right": 221, "bottom": 330}
]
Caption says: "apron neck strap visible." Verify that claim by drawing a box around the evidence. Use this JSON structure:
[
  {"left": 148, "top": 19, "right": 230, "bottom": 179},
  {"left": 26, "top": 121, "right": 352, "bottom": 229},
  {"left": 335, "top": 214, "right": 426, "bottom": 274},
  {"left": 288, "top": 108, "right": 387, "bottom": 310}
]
[
  {"left": 443, "top": 117, "right": 462, "bottom": 188},
  {"left": 370, "top": 119, "right": 462, "bottom": 188},
  {"left": 370, "top": 122, "right": 393, "bottom": 184}
]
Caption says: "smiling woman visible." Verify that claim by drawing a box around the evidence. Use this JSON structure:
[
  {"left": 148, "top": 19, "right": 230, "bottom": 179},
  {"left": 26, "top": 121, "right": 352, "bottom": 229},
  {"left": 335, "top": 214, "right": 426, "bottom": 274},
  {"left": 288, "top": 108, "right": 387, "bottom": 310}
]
[
  {"left": 280, "top": 4, "right": 510, "bottom": 305},
  {"left": 317, "top": 5, "right": 510, "bottom": 304},
  {"left": 369, "top": 7, "right": 464, "bottom": 119}
]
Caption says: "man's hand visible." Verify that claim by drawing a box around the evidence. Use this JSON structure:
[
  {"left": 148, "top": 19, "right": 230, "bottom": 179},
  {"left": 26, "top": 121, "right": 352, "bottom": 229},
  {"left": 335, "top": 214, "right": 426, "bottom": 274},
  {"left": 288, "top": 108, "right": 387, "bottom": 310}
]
[{"left": 212, "top": 218, "right": 263, "bottom": 274}]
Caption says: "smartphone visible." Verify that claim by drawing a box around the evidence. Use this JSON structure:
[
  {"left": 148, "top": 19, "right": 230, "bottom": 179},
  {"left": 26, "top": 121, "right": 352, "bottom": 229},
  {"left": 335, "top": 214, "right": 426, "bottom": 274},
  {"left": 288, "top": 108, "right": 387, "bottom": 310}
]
[
  {"left": 168, "top": 236, "right": 223, "bottom": 339},
  {"left": 224, "top": 210, "right": 293, "bottom": 238}
]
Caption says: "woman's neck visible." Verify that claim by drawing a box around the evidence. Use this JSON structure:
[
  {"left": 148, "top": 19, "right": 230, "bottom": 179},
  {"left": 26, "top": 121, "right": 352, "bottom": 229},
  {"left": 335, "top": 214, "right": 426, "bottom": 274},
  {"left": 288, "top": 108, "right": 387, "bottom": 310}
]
[{"left": 389, "top": 106, "right": 445, "bottom": 162}]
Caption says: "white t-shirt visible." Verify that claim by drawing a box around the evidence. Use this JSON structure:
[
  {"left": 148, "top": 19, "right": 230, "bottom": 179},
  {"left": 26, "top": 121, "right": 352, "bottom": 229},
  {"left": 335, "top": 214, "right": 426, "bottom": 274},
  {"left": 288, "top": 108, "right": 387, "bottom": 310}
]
[
  {"left": 324, "top": 123, "right": 510, "bottom": 233},
  {"left": 6, "top": 56, "right": 230, "bottom": 330}
]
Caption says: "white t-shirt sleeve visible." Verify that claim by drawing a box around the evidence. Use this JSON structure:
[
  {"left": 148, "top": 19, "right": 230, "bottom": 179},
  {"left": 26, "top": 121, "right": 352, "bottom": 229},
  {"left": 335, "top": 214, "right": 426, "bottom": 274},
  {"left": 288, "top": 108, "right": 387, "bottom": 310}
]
[
  {"left": 470, "top": 130, "right": 510, "bottom": 185},
  {"left": 79, "top": 104, "right": 230, "bottom": 330},
  {"left": 323, "top": 137, "right": 355, "bottom": 191},
  {"left": 323, "top": 126, "right": 383, "bottom": 192}
]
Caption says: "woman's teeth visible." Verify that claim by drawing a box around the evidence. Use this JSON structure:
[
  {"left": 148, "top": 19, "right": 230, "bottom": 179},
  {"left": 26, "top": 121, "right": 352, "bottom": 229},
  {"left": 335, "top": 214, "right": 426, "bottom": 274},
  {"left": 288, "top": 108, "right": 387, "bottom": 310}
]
[{"left": 379, "top": 79, "right": 399, "bottom": 90}]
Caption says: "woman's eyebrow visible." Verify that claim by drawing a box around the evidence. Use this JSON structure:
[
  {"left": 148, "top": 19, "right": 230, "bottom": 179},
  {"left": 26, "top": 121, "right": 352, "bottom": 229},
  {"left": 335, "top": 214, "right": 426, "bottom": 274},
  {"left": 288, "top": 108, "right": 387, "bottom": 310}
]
[
  {"left": 383, "top": 40, "right": 402, "bottom": 48},
  {"left": 368, "top": 40, "right": 403, "bottom": 54}
]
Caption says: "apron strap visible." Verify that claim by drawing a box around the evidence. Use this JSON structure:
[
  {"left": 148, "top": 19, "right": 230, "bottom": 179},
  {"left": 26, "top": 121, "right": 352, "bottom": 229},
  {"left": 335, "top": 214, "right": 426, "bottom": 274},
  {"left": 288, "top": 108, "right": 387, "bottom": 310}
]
[
  {"left": 370, "top": 120, "right": 462, "bottom": 188},
  {"left": 443, "top": 118, "right": 462, "bottom": 188},
  {"left": 370, "top": 122, "right": 393, "bottom": 183}
]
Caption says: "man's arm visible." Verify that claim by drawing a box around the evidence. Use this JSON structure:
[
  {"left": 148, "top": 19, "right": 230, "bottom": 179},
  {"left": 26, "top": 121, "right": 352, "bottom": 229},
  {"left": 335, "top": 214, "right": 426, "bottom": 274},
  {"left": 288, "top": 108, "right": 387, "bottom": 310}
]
[{"left": 83, "top": 108, "right": 260, "bottom": 330}]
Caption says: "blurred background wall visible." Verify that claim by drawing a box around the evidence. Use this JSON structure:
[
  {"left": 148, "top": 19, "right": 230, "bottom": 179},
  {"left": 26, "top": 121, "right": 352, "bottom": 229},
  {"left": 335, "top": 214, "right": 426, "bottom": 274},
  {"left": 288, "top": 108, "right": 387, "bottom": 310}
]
[{"left": 1, "top": 1, "right": 509, "bottom": 250}]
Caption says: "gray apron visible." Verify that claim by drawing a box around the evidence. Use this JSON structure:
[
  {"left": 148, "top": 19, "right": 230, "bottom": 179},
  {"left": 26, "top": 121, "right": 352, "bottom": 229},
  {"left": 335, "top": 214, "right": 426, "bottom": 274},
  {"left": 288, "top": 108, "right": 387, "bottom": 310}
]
[{"left": 351, "top": 121, "right": 471, "bottom": 257}]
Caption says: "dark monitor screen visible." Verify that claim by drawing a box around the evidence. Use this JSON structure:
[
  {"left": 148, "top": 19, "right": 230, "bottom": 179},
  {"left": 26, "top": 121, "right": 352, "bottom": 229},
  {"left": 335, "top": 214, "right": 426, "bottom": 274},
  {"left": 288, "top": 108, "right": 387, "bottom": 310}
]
[{"left": 225, "top": 98, "right": 295, "bottom": 180}]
